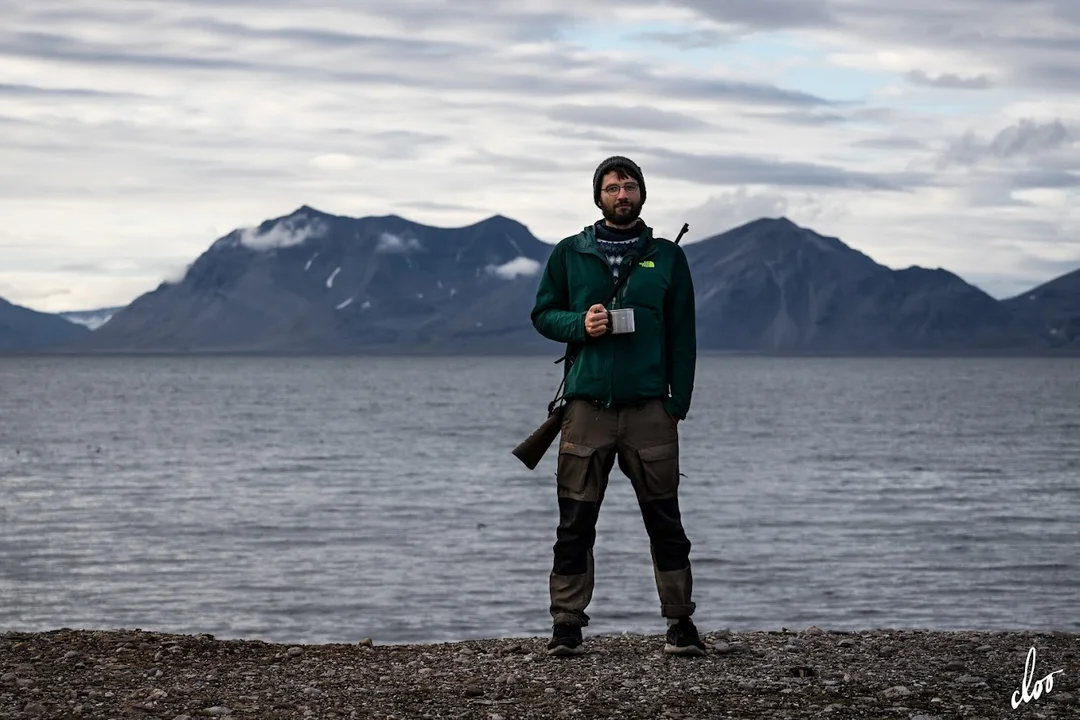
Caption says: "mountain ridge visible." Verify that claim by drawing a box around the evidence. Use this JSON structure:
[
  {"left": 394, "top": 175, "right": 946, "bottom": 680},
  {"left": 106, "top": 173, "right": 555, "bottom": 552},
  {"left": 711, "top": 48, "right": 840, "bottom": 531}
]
[
  {"left": 5, "top": 207, "right": 1079, "bottom": 355},
  {"left": 56, "top": 206, "right": 556, "bottom": 354},
  {"left": 0, "top": 296, "right": 90, "bottom": 350},
  {"left": 1001, "top": 267, "right": 1080, "bottom": 349}
]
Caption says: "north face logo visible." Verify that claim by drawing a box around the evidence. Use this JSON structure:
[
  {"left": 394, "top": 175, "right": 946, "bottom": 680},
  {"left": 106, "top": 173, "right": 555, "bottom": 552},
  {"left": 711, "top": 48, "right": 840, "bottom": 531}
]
[{"left": 640, "top": 260, "right": 655, "bottom": 268}]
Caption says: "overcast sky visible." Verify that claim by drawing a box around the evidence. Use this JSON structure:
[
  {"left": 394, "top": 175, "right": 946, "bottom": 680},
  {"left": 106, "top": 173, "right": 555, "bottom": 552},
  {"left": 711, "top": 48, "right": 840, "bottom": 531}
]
[{"left": 2, "top": 0, "right": 1078, "bottom": 312}]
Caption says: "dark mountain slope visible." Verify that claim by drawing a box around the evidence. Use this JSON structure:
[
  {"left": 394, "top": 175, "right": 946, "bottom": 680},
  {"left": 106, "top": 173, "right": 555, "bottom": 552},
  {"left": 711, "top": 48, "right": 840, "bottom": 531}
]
[
  {"left": 68, "top": 207, "right": 557, "bottom": 354},
  {"left": 682, "top": 218, "right": 1043, "bottom": 353},
  {"left": 1002, "top": 268, "right": 1080, "bottom": 348},
  {"left": 0, "top": 296, "right": 90, "bottom": 351}
]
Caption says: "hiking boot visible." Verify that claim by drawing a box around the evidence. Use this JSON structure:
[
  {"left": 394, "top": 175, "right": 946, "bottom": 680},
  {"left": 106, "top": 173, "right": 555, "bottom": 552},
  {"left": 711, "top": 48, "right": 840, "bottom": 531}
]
[
  {"left": 547, "top": 622, "right": 584, "bottom": 656},
  {"left": 664, "top": 617, "right": 706, "bottom": 656}
]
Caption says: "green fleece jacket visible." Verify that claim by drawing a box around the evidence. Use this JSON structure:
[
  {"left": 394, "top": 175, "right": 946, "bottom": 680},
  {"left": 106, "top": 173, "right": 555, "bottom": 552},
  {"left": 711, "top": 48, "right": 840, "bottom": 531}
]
[{"left": 530, "top": 222, "right": 696, "bottom": 419}]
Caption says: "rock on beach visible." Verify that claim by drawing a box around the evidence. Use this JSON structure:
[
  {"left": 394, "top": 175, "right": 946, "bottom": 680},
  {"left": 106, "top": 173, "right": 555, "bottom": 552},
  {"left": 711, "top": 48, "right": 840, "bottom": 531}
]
[{"left": 1, "top": 627, "right": 1077, "bottom": 719}]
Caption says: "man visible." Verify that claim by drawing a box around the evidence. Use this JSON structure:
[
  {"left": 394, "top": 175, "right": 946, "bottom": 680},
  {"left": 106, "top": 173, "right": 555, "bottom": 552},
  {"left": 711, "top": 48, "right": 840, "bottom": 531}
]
[{"left": 530, "top": 156, "right": 704, "bottom": 657}]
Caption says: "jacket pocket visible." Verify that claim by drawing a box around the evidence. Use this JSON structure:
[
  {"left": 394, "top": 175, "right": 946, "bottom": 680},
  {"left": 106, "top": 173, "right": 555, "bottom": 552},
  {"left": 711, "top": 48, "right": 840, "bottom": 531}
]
[
  {"left": 565, "top": 345, "right": 602, "bottom": 401},
  {"left": 557, "top": 441, "right": 597, "bottom": 500},
  {"left": 637, "top": 441, "right": 679, "bottom": 500}
]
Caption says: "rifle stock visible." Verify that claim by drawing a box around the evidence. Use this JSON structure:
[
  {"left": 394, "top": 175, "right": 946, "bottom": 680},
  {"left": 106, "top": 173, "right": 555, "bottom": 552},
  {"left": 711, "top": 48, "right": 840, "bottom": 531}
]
[{"left": 511, "top": 403, "right": 566, "bottom": 470}]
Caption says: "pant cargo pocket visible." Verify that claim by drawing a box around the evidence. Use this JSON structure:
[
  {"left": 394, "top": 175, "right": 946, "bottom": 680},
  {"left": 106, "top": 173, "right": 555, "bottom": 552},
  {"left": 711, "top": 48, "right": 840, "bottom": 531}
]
[
  {"left": 637, "top": 441, "right": 679, "bottom": 500},
  {"left": 557, "top": 441, "right": 596, "bottom": 500}
]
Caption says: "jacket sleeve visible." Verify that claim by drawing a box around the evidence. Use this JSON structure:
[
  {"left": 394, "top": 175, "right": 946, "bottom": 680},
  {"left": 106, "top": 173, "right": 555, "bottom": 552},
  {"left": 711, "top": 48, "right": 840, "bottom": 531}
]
[
  {"left": 664, "top": 245, "right": 696, "bottom": 420},
  {"left": 531, "top": 243, "right": 588, "bottom": 344}
]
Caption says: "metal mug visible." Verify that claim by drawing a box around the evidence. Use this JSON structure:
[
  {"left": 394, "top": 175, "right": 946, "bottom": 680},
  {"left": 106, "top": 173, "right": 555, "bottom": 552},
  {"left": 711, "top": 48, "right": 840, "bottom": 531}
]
[{"left": 607, "top": 308, "right": 635, "bottom": 334}]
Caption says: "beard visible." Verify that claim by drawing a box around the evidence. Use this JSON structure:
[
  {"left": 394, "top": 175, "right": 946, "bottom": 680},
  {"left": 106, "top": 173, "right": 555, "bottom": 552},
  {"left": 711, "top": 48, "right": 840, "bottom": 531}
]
[{"left": 600, "top": 197, "right": 643, "bottom": 227}]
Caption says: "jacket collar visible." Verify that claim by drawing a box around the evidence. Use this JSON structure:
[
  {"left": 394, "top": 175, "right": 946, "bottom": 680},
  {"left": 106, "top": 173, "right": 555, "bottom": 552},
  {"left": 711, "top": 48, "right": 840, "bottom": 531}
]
[{"left": 571, "top": 222, "right": 656, "bottom": 259}]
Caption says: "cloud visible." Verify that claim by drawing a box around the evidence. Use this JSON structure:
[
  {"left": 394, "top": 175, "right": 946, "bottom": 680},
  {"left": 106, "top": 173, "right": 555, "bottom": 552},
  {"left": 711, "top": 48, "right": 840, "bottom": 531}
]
[
  {"left": 0, "top": 14, "right": 833, "bottom": 111},
  {"left": 239, "top": 216, "right": 329, "bottom": 250},
  {"left": 904, "top": 70, "right": 993, "bottom": 90},
  {"left": 1010, "top": 170, "right": 1080, "bottom": 189},
  {"left": 674, "top": 0, "right": 837, "bottom": 30},
  {"left": 308, "top": 154, "right": 357, "bottom": 171},
  {"left": 681, "top": 188, "right": 793, "bottom": 239},
  {"left": 740, "top": 110, "right": 849, "bottom": 126},
  {"left": 3, "top": 29, "right": 259, "bottom": 73},
  {"left": 162, "top": 262, "right": 194, "bottom": 285},
  {"left": 642, "top": 147, "right": 916, "bottom": 190},
  {"left": 61, "top": 308, "right": 120, "bottom": 329},
  {"left": 375, "top": 233, "right": 423, "bottom": 254},
  {"left": 0, "top": 82, "right": 140, "bottom": 98},
  {"left": 174, "top": 16, "right": 476, "bottom": 59},
  {"left": 486, "top": 257, "right": 542, "bottom": 279},
  {"left": 670, "top": 187, "right": 848, "bottom": 244},
  {"left": 546, "top": 104, "right": 712, "bottom": 132},
  {"left": 950, "top": 180, "right": 1035, "bottom": 208},
  {"left": 631, "top": 28, "right": 739, "bottom": 48},
  {"left": 458, "top": 149, "right": 572, "bottom": 174},
  {"left": 395, "top": 201, "right": 483, "bottom": 213},
  {"left": 851, "top": 136, "right": 928, "bottom": 151},
  {"left": 363, "top": 131, "right": 451, "bottom": 160},
  {"left": 662, "top": 0, "right": 1080, "bottom": 95},
  {"left": 155, "top": 0, "right": 581, "bottom": 43},
  {"left": 933, "top": 119, "right": 1076, "bottom": 169},
  {"left": 1, "top": 0, "right": 1078, "bottom": 313},
  {"left": 655, "top": 75, "right": 831, "bottom": 107},
  {"left": 984, "top": 120, "right": 1074, "bottom": 159},
  {"left": 1023, "top": 61, "right": 1080, "bottom": 90},
  {"left": 53, "top": 259, "right": 167, "bottom": 275}
]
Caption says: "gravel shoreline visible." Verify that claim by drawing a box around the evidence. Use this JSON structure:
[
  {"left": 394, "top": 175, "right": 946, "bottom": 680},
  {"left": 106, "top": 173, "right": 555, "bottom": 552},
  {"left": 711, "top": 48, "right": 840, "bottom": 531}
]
[{"left": 2, "top": 627, "right": 1077, "bottom": 719}]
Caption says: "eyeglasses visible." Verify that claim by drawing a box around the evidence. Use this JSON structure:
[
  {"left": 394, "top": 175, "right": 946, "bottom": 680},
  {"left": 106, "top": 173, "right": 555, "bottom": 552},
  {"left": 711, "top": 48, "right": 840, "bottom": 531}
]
[{"left": 602, "top": 182, "right": 640, "bottom": 196}]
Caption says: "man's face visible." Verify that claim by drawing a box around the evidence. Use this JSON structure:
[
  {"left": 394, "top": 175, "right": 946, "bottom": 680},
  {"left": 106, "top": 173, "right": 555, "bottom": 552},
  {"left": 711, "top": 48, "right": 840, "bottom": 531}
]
[{"left": 598, "top": 169, "right": 642, "bottom": 227}]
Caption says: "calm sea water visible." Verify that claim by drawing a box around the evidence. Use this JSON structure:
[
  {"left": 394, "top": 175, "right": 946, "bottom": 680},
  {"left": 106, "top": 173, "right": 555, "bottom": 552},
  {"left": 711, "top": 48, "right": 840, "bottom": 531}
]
[{"left": 1, "top": 355, "right": 1078, "bottom": 646}]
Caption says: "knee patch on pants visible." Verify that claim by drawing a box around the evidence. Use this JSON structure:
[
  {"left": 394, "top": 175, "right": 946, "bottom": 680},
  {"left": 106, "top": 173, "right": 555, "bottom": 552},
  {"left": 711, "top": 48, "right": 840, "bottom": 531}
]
[
  {"left": 552, "top": 497, "right": 599, "bottom": 575},
  {"left": 641, "top": 498, "right": 692, "bottom": 571}
]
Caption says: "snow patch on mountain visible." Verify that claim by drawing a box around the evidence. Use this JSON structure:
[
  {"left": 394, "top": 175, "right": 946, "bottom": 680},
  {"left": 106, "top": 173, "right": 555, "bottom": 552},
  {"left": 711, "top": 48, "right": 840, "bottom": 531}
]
[
  {"left": 60, "top": 307, "right": 123, "bottom": 330},
  {"left": 376, "top": 232, "right": 422, "bottom": 254}
]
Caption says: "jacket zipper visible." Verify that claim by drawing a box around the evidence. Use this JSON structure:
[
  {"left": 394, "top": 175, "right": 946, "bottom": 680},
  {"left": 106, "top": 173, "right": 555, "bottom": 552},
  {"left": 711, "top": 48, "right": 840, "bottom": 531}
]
[
  {"left": 607, "top": 244, "right": 657, "bottom": 408},
  {"left": 581, "top": 233, "right": 657, "bottom": 409}
]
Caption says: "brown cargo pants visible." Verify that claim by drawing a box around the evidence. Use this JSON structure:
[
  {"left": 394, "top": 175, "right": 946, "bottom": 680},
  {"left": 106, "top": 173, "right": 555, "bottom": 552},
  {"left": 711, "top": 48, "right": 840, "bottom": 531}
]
[{"left": 549, "top": 396, "right": 695, "bottom": 627}]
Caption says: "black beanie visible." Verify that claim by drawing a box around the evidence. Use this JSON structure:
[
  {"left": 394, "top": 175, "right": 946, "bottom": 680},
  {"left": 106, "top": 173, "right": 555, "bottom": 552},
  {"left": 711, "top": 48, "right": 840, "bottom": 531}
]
[{"left": 592, "top": 156, "right": 646, "bottom": 207}]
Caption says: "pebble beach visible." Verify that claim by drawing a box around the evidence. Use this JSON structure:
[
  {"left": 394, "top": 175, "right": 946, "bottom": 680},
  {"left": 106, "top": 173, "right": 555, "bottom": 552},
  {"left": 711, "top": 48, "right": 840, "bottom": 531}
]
[{"left": 2, "top": 626, "right": 1077, "bottom": 719}]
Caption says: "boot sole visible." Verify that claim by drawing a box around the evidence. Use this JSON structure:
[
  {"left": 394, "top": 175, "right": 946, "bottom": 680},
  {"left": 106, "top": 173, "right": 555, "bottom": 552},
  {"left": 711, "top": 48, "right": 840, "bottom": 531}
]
[
  {"left": 663, "top": 643, "right": 705, "bottom": 657},
  {"left": 547, "top": 644, "right": 585, "bottom": 657}
]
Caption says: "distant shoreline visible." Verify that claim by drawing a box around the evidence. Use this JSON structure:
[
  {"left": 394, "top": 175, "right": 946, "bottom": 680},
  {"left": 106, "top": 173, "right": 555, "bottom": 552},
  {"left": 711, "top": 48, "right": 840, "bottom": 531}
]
[{"left": 3, "top": 627, "right": 1076, "bottom": 718}]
